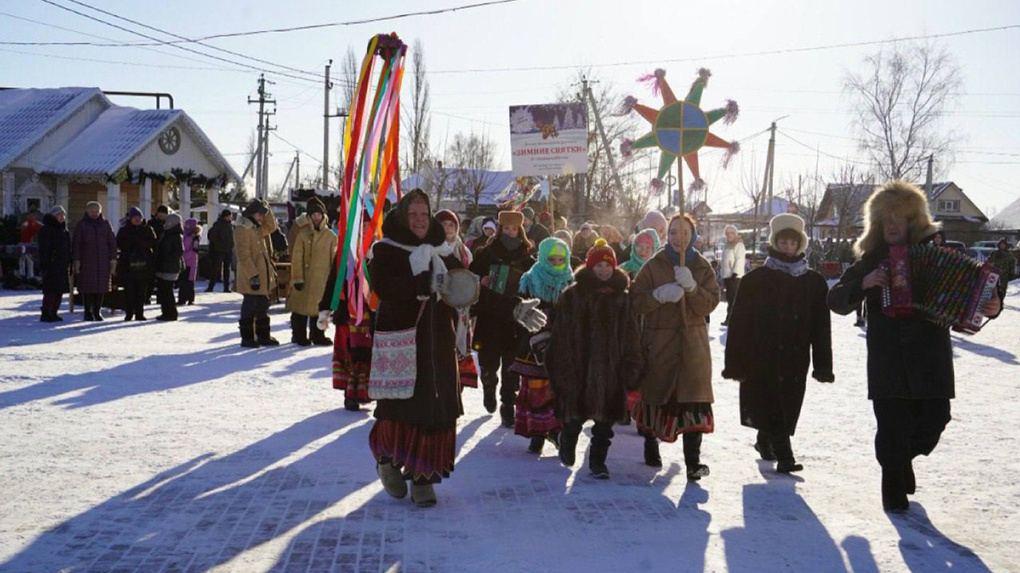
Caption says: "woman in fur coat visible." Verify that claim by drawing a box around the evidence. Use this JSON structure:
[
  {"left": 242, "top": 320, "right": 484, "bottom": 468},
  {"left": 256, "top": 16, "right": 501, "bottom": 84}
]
[
  {"left": 512, "top": 237, "right": 573, "bottom": 454},
  {"left": 469, "top": 211, "right": 535, "bottom": 427},
  {"left": 723, "top": 214, "right": 834, "bottom": 474},
  {"left": 631, "top": 214, "right": 720, "bottom": 481},
  {"left": 828, "top": 180, "right": 1003, "bottom": 513},
  {"left": 546, "top": 239, "right": 642, "bottom": 479}
]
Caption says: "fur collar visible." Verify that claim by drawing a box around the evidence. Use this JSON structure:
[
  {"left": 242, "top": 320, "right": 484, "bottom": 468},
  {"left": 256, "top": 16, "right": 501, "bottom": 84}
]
[{"left": 574, "top": 267, "right": 629, "bottom": 294}]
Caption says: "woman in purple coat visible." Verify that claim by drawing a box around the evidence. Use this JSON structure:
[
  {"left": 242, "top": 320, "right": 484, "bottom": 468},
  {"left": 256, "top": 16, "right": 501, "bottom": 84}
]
[
  {"left": 178, "top": 217, "right": 202, "bottom": 305},
  {"left": 72, "top": 201, "right": 117, "bottom": 321}
]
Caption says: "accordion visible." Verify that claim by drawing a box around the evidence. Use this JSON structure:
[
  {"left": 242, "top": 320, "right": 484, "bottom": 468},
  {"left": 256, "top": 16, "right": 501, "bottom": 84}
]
[{"left": 880, "top": 244, "right": 1000, "bottom": 334}]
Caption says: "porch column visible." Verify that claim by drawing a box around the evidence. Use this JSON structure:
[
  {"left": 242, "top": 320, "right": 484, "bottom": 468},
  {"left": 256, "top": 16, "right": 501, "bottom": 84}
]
[
  {"left": 1, "top": 171, "right": 14, "bottom": 216},
  {"left": 106, "top": 181, "right": 121, "bottom": 232},
  {"left": 141, "top": 178, "right": 152, "bottom": 218},
  {"left": 208, "top": 185, "right": 221, "bottom": 225},
  {"left": 181, "top": 181, "right": 191, "bottom": 221},
  {"left": 56, "top": 178, "right": 69, "bottom": 211}
]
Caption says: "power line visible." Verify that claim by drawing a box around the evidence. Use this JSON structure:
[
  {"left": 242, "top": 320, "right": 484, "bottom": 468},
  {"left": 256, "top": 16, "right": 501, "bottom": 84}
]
[
  {"left": 430, "top": 23, "right": 1020, "bottom": 74},
  {"left": 271, "top": 132, "right": 323, "bottom": 165},
  {"left": 3, "top": 0, "right": 524, "bottom": 46},
  {"left": 35, "top": 0, "right": 320, "bottom": 85}
]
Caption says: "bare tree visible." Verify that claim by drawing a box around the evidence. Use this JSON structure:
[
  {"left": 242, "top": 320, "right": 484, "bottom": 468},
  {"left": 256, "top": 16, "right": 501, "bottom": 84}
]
[
  {"left": 448, "top": 131, "right": 499, "bottom": 217},
  {"left": 825, "top": 163, "right": 875, "bottom": 240},
  {"left": 402, "top": 38, "right": 432, "bottom": 178},
  {"left": 330, "top": 47, "right": 361, "bottom": 189},
  {"left": 740, "top": 156, "right": 767, "bottom": 256},
  {"left": 844, "top": 40, "right": 962, "bottom": 182}
]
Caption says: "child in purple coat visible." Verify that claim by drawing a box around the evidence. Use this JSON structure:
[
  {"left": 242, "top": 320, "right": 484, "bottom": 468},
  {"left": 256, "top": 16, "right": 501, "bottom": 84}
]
[{"left": 178, "top": 218, "right": 202, "bottom": 305}]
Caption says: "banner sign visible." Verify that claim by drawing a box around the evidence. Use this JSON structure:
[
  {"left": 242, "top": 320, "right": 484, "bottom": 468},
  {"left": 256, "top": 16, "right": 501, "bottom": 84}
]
[{"left": 509, "top": 103, "right": 588, "bottom": 177}]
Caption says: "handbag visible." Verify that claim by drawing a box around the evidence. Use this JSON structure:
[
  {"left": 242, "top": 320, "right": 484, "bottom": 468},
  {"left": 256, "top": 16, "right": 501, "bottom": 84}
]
[{"left": 368, "top": 301, "right": 427, "bottom": 400}]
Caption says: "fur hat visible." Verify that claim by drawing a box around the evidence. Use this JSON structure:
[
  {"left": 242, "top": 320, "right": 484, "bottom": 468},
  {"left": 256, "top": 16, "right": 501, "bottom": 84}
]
[
  {"left": 49, "top": 205, "right": 67, "bottom": 217},
  {"left": 585, "top": 238, "right": 618, "bottom": 269},
  {"left": 305, "top": 197, "right": 325, "bottom": 216},
  {"left": 242, "top": 198, "right": 269, "bottom": 218},
  {"left": 768, "top": 213, "right": 808, "bottom": 256},
  {"left": 498, "top": 210, "right": 524, "bottom": 228},
  {"left": 85, "top": 200, "right": 102, "bottom": 212},
  {"left": 854, "top": 180, "right": 940, "bottom": 258},
  {"left": 434, "top": 209, "right": 460, "bottom": 228}
]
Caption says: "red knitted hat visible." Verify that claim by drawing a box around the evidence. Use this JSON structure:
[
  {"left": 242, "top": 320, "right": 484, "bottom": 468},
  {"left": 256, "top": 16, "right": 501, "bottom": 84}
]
[{"left": 585, "top": 238, "right": 617, "bottom": 269}]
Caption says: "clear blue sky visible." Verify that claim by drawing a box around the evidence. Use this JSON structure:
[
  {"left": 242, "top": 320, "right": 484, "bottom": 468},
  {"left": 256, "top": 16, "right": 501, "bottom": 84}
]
[{"left": 2, "top": 0, "right": 1018, "bottom": 215}]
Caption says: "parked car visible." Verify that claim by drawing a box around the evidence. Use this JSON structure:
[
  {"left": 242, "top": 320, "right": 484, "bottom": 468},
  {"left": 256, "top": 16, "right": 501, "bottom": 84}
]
[
  {"left": 972, "top": 240, "right": 1006, "bottom": 250},
  {"left": 944, "top": 240, "right": 966, "bottom": 254},
  {"left": 966, "top": 247, "right": 995, "bottom": 262}
]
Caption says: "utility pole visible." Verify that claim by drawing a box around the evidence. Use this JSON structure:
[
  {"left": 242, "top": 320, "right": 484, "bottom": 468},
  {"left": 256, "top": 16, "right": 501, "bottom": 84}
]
[
  {"left": 295, "top": 151, "right": 300, "bottom": 190},
  {"left": 581, "top": 76, "right": 625, "bottom": 217},
  {"left": 323, "top": 60, "right": 332, "bottom": 190},
  {"left": 248, "top": 74, "right": 276, "bottom": 200},
  {"left": 765, "top": 121, "right": 777, "bottom": 219}
]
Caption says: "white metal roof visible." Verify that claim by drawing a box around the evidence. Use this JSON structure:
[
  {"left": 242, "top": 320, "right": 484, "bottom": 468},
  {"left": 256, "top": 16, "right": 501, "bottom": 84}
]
[{"left": 0, "top": 87, "right": 107, "bottom": 170}]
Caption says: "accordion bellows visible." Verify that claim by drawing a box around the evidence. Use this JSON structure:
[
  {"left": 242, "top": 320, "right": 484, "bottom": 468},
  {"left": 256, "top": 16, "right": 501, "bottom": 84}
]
[{"left": 881, "top": 244, "right": 1000, "bottom": 334}]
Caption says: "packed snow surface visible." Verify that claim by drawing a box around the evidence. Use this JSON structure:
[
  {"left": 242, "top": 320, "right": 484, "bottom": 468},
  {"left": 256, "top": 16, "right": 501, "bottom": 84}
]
[{"left": 1, "top": 282, "right": 1017, "bottom": 572}]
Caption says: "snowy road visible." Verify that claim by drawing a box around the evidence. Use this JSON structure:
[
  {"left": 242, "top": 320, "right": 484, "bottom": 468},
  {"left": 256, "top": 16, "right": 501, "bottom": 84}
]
[{"left": 1, "top": 283, "right": 1017, "bottom": 572}]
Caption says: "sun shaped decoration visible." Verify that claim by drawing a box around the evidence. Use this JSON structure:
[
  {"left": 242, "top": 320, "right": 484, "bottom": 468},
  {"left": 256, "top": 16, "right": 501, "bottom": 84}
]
[{"left": 620, "top": 68, "right": 739, "bottom": 192}]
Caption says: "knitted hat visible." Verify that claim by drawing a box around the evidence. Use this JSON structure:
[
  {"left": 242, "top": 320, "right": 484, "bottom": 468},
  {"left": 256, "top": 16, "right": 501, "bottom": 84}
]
[
  {"left": 306, "top": 197, "right": 325, "bottom": 216},
  {"left": 435, "top": 209, "right": 460, "bottom": 228},
  {"left": 243, "top": 198, "right": 269, "bottom": 217},
  {"left": 126, "top": 206, "right": 143, "bottom": 219},
  {"left": 85, "top": 200, "right": 102, "bottom": 212},
  {"left": 156, "top": 205, "right": 170, "bottom": 215},
  {"left": 497, "top": 210, "right": 524, "bottom": 228},
  {"left": 49, "top": 205, "right": 67, "bottom": 217},
  {"left": 521, "top": 206, "right": 535, "bottom": 221},
  {"left": 768, "top": 213, "right": 808, "bottom": 256},
  {"left": 165, "top": 213, "right": 182, "bottom": 229},
  {"left": 585, "top": 238, "right": 617, "bottom": 269},
  {"left": 481, "top": 217, "right": 497, "bottom": 233}
]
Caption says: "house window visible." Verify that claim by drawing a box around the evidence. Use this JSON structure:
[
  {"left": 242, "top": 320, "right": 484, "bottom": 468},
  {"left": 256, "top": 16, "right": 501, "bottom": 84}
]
[{"left": 938, "top": 199, "right": 960, "bottom": 212}]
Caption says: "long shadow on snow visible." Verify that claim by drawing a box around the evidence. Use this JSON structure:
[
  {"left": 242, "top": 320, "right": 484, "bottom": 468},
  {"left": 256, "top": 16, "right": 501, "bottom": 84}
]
[
  {"left": 950, "top": 333, "right": 1018, "bottom": 365},
  {"left": 721, "top": 463, "right": 850, "bottom": 572},
  {"left": 0, "top": 409, "right": 373, "bottom": 573},
  {"left": 888, "top": 502, "right": 992, "bottom": 572},
  {"left": 0, "top": 343, "right": 290, "bottom": 410}
]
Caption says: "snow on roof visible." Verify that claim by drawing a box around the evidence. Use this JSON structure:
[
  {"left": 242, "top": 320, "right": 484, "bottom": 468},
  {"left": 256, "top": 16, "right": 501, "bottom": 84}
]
[
  {"left": 0, "top": 87, "right": 107, "bottom": 170},
  {"left": 45, "top": 107, "right": 178, "bottom": 175},
  {"left": 399, "top": 168, "right": 517, "bottom": 205},
  {"left": 992, "top": 196, "right": 1020, "bottom": 230}
]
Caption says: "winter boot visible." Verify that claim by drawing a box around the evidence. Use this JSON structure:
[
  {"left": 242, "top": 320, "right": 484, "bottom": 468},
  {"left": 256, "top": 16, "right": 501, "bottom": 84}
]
[
  {"left": 684, "top": 433, "right": 709, "bottom": 481},
  {"left": 527, "top": 436, "right": 545, "bottom": 454},
  {"left": 589, "top": 438, "right": 611, "bottom": 480},
  {"left": 93, "top": 296, "right": 105, "bottom": 321},
  {"left": 558, "top": 426, "right": 580, "bottom": 468},
  {"left": 309, "top": 321, "right": 332, "bottom": 346},
  {"left": 411, "top": 483, "right": 437, "bottom": 508},
  {"left": 755, "top": 430, "right": 777, "bottom": 461},
  {"left": 377, "top": 462, "right": 408, "bottom": 499},
  {"left": 239, "top": 318, "right": 260, "bottom": 348},
  {"left": 255, "top": 316, "right": 280, "bottom": 346},
  {"left": 882, "top": 465, "right": 909, "bottom": 513},
  {"left": 343, "top": 397, "right": 361, "bottom": 412},
  {"left": 642, "top": 432, "right": 663, "bottom": 468},
  {"left": 904, "top": 460, "right": 916, "bottom": 495},
  {"left": 499, "top": 404, "right": 515, "bottom": 429},
  {"left": 771, "top": 433, "right": 802, "bottom": 473},
  {"left": 481, "top": 377, "right": 498, "bottom": 414},
  {"left": 290, "top": 313, "right": 311, "bottom": 346}
]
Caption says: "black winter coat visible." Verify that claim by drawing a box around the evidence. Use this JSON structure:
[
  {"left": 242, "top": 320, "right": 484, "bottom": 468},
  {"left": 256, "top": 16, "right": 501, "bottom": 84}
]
[
  {"left": 37, "top": 214, "right": 71, "bottom": 293},
  {"left": 469, "top": 237, "right": 534, "bottom": 354},
  {"left": 370, "top": 212, "right": 518, "bottom": 428},
  {"left": 722, "top": 259, "right": 833, "bottom": 435},
  {"left": 154, "top": 226, "right": 184, "bottom": 278},
  {"left": 116, "top": 221, "right": 157, "bottom": 279},
  {"left": 546, "top": 268, "right": 642, "bottom": 423},
  {"left": 208, "top": 218, "right": 235, "bottom": 254},
  {"left": 827, "top": 244, "right": 1003, "bottom": 401}
]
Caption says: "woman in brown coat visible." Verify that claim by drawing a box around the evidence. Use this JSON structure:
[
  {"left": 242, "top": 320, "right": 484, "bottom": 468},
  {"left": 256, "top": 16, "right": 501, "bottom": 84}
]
[{"left": 631, "top": 214, "right": 720, "bottom": 481}]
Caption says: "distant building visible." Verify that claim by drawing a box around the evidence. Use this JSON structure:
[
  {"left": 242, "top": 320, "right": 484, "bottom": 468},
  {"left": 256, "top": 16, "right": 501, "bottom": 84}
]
[{"left": 0, "top": 87, "right": 239, "bottom": 230}]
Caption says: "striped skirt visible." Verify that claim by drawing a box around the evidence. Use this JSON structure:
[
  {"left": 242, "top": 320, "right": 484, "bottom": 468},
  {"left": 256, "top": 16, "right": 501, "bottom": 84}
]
[
  {"left": 632, "top": 399, "right": 714, "bottom": 443},
  {"left": 332, "top": 323, "right": 371, "bottom": 403},
  {"left": 369, "top": 420, "right": 456, "bottom": 484},
  {"left": 514, "top": 376, "right": 562, "bottom": 437}
]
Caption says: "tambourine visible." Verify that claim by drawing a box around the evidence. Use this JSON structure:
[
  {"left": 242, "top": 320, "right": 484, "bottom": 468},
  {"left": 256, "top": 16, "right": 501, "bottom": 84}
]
[{"left": 440, "top": 268, "right": 480, "bottom": 309}]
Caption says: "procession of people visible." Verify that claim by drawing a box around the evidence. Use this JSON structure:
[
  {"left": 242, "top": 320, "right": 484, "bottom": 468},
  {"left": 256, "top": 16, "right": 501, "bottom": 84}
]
[{"left": 22, "top": 179, "right": 1010, "bottom": 512}]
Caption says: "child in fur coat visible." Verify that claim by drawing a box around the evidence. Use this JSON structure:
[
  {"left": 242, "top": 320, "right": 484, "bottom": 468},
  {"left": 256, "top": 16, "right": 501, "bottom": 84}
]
[{"left": 546, "top": 239, "right": 642, "bottom": 479}]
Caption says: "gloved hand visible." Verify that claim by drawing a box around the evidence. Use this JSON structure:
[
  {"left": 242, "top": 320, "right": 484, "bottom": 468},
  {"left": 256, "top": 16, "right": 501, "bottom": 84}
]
[
  {"left": 292, "top": 281, "right": 304, "bottom": 292},
  {"left": 653, "top": 282, "right": 684, "bottom": 303},
  {"left": 513, "top": 298, "right": 547, "bottom": 332},
  {"left": 674, "top": 266, "right": 697, "bottom": 291},
  {"left": 73, "top": 260, "right": 81, "bottom": 275},
  {"left": 317, "top": 309, "right": 332, "bottom": 331},
  {"left": 250, "top": 275, "right": 261, "bottom": 291}
]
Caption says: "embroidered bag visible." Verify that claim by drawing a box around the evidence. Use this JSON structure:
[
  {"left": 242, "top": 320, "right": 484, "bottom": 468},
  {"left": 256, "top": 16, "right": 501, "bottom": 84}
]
[{"left": 368, "top": 301, "right": 427, "bottom": 400}]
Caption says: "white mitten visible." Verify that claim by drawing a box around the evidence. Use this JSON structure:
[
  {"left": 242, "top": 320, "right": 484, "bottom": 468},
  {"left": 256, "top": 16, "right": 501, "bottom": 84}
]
[
  {"left": 316, "top": 309, "right": 332, "bottom": 332},
  {"left": 409, "top": 244, "right": 433, "bottom": 276},
  {"left": 653, "top": 282, "right": 684, "bottom": 304},
  {"left": 513, "top": 298, "right": 548, "bottom": 332},
  {"left": 674, "top": 266, "right": 697, "bottom": 291}
]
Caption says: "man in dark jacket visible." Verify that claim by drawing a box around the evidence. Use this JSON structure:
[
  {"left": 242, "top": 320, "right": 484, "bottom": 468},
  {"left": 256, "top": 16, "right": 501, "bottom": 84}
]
[
  {"left": 153, "top": 213, "right": 184, "bottom": 321},
  {"left": 116, "top": 207, "right": 157, "bottom": 320},
  {"left": 37, "top": 206, "right": 72, "bottom": 322},
  {"left": 521, "top": 206, "right": 550, "bottom": 246},
  {"left": 206, "top": 209, "right": 235, "bottom": 292},
  {"left": 827, "top": 181, "right": 1003, "bottom": 513}
]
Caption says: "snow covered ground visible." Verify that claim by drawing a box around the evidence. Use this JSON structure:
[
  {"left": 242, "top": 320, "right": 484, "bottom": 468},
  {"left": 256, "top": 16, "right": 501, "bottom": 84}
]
[{"left": 0, "top": 281, "right": 1017, "bottom": 573}]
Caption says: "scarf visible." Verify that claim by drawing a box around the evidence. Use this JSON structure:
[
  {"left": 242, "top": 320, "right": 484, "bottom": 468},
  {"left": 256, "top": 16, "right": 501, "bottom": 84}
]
[
  {"left": 764, "top": 250, "right": 809, "bottom": 277},
  {"left": 499, "top": 233, "right": 522, "bottom": 252},
  {"left": 620, "top": 229, "right": 661, "bottom": 276},
  {"left": 664, "top": 226, "right": 698, "bottom": 267},
  {"left": 518, "top": 237, "right": 574, "bottom": 303}
]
